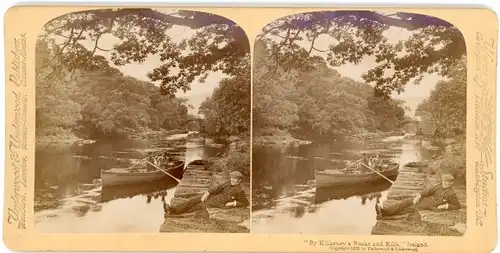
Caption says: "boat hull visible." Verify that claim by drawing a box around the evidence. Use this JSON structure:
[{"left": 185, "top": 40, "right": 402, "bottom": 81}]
[
  {"left": 315, "top": 163, "right": 399, "bottom": 188},
  {"left": 100, "top": 178, "right": 178, "bottom": 202},
  {"left": 101, "top": 161, "right": 185, "bottom": 187}
]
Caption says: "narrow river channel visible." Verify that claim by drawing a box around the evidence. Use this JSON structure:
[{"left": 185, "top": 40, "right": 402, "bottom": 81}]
[
  {"left": 34, "top": 132, "right": 225, "bottom": 233},
  {"left": 251, "top": 136, "right": 432, "bottom": 234}
]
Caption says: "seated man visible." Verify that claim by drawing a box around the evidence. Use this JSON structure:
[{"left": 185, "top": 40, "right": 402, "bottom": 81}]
[
  {"left": 371, "top": 154, "right": 383, "bottom": 168},
  {"left": 163, "top": 171, "right": 249, "bottom": 217},
  {"left": 358, "top": 153, "right": 371, "bottom": 170},
  {"left": 145, "top": 152, "right": 157, "bottom": 170},
  {"left": 375, "top": 173, "right": 461, "bottom": 219}
]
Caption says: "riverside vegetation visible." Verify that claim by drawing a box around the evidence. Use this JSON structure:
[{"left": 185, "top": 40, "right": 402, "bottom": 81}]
[
  {"left": 252, "top": 11, "right": 466, "bottom": 181},
  {"left": 36, "top": 9, "right": 251, "bottom": 176},
  {"left": 251, "top": 11, "right": 466, "bottom": 235},
  {"left": 35, "top": 9, "right": 251, "bottom": 232}
]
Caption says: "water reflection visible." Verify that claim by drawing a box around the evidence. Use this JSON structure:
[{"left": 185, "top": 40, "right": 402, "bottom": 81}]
[
  {"left": 100, "top": 177, "right": 178, "bottom": 203},
  {"left": 252, "top": 136, "right": 426, "bottom": 234},
  {"left": 34, "top": 133, "right": 225, "bottom": 233},
  {"left": 314, "top": 181, "right": 391, "bottom": 205}
]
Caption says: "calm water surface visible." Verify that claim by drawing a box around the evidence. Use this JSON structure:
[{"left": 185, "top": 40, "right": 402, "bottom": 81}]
[
  {"left": 251, "top": 136, "right": 432, "bottom": 234},
  {"left": 34, "top": 133, "right": 224, "bottom": 233}
]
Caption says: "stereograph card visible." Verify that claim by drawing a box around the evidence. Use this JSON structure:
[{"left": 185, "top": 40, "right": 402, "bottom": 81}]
[{"left": 2, "top": 5, "right": 498, "bottom": 252}]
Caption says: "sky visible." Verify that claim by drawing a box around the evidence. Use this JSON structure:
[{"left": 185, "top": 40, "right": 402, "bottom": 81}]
[
  {"left": 74, "top": 10, "right": 226, "bottom": 115},
  {"left": 71, "top": 9, "right": 443, "bottom": 117},
  {"left": 291, "top": 24, "right": 442, "bottom": 117}
]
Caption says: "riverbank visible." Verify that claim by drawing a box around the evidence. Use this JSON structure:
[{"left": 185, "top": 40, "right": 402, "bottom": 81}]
[
  {"left": 35, "top": 129, "right": 192, "bottom": 147},
  {"left": 252, "top": 130, "right": 405, "bottom": 147},
  {"left": 35, "top": 134, "right": 96, "bottom": 147},
  {"left": 159, "top": 160, "right": 250, "bottom": 233},
  {"left": 371, "top": 161, "right": 467, "bottom": 236}
]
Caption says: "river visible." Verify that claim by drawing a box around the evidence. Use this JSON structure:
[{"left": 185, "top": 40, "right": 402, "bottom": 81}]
[
  {"left": 34, "top": 132, "right": 225, "bottom": 233},
  {"left": 251, "top": 135, "right": 432, "bottom": 234}
]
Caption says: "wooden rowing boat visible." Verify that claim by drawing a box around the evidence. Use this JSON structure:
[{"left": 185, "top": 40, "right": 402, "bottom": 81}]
[
  {"left": 314, "top": 180, "right": 392, "bottom": 204},
  {"left": 100, "top": 178, "right": 178, "bottom": 203},
  {"left": 101, "top": 160, "right": 185, "bottom": 187},
  {"left": 314, "top": 162, "right": 399, "bottom": 188}
]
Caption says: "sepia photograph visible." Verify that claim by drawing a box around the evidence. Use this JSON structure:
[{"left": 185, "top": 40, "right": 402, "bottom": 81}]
[
  {"left": 252, "top": 11, "right": 467, "bottom": 236},
  {"left": 34, "top": 8, "right": 251, "bottom": 233}
]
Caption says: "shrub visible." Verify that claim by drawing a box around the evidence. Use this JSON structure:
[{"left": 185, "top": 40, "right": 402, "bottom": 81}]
[{"left": 211, "top": 141, "right": 250, "bottom": 177}]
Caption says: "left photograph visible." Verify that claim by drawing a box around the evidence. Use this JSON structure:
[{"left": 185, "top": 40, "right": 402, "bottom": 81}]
[{"left": 34, "top": 8, "right": 251, "bottom": 233}]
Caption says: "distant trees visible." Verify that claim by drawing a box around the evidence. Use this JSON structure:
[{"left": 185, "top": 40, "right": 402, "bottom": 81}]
[
  {"left": 415, "top": 59, "right": 466, "bottom": 138},
  {"left": 36, "top": 9, "right": 252, "bottom": 140},
  {"left": 258, "top": 11, "right": 465, "bottom": 97},
  {"left": 253, "top": 39, "right": 407, "bottom": 140},
  {"left": 199, "top": 56, "right": 251, "bottom": 138},
  {"left": 36, "top": 39, "right": 194, "bottom": 140},
  {"left": 38, "top": 8, "right": 249, "bottom": 96}
]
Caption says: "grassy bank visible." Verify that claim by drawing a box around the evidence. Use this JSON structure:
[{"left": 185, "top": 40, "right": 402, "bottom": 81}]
[
  {"left": 160, "top": 140, "right": 251, "bottom": 233},
  {"left": 36, "top": 128, "right": 191, "bottom": 147},
  {"left": 420, "top": 136, "right": 466, "bottom": 181},
  {"left": 159, "top": 207, "right": 249, "bottom": 233},
  {"left": 35, "top": 129, "right": 96, "bottom": 147},
  {"left": 252, "top": 127, "right": 405, "bottom": 146},
  {"left": 210, "top": 139, "right": 250, "bottom": 179},
  {"left": 253, "top": 128, "right": 312, "bottom": 146},
  {"left": 372, "top": 135, "right": 466, "bottom": 236}
]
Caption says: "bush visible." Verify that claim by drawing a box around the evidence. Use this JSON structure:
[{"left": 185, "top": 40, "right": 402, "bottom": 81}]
[
  {"left": 435, "top": 142, "right": 466, "bottom": 181},
  {"left": 211, "top": 141, "right": 250, "bottom": 177}
]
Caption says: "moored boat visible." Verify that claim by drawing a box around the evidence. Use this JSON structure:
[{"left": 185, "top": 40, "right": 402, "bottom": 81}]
[
  {"left": 101, "top": 160, "right": 185, "bottom": 187},
  {"left": 314, "top": 162, "right": 399, "bottom": 188},
  {"left": 100, "top": 178, "right": 178, "bottom": 203},
  {"left": 314, "top": 180, "right": 393, "bottom": 204}
]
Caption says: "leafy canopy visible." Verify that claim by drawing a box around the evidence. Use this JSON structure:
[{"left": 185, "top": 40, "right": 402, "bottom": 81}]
[
  {"left": 253, "top": 39, "right": 407, "bottom": 140},
  {"left": 257, "top": 11, "right": 466, "bottom": 96},
  {"left": 38, "top": 8, "right": 250, "bottom": 95},
  {"left": 36, "top": 39, "right": 195, "bottom": 139}
]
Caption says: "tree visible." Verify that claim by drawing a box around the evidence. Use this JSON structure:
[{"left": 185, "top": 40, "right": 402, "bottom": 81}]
[
  {"left": 38, "top": 8, "right": 250, "bottom": 95},
  {"left": 252, "top": 40, "right": 299, "bottom": 136},
  {"left": 253, "top": 38, "right": 407, "bottom": 140},
  {"left": 415, "top": 60, "right": 466, "bottom": 138},
  {"left": 36, "top": 37, "right": 193, "bottom": 140},
  {"left": 36, "top": 39, "right": 82, "bottom": 137},
  {"left": 258, "top": 11, "right": 466, "bottom": 96},
  {"left": 199, "top": 58, "right": 250, "bottom": 137}
]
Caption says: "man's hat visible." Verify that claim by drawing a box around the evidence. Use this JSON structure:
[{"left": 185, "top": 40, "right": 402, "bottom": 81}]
[
  {"left": 229, "top": 171, "right": 244, "bottom": 179},
  {"left": 441, "top": 173, "right": 455, "bottom": 182}
]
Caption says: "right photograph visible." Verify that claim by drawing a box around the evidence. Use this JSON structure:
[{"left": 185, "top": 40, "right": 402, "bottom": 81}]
[{"left": 251, "top": 11, "right": 467, "bottom": 236}]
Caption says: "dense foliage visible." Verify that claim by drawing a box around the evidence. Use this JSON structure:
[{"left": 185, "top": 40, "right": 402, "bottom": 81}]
[
  {"left": 258, "top": 11, "right": 465, "bottom": 97},
  {"left": 39, "top": 8, "right": 249, "bottom": 96},
  {"left": 415, "top": 59, "right": 466, "bottom": 138},
  {"left": 198, "top": 55, "right": 251, "bottom": 138},
  {"left": 37, "top": 9, "right": 252, "bottom": 141},
  {"left": 36, "top": 39, "right": 196, "bottom": 140},
  {"left": 415, "top": 59, "right": 466, "bottom": 179},
  {"left": 253, "top": 40, "right": 407, "bottom": 141},
  {"left": 40, "top": 9, "right": 463, "bottom": 99}
]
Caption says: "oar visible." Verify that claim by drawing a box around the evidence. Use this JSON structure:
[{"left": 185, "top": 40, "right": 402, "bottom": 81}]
[
  {"left": 208, "top": 152, "right": 222, "bottom": 161},
  {"left": 344, "top": 158, "right": 363, "bottom": 169},
  {"left": 128, "top": 158, "right": 146, "bottom": 169},
  {"left": 145, "top": 160, "right": 181, "bottom": 183},
  {"left": 359, "top": 162, "right": 395, "bottom": 184}
]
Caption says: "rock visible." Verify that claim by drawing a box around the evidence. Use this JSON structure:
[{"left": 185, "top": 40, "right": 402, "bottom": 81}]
[
  {"left": 177, "top": 182, "right": 212, "bottom": 188},
  {"left": 426, "top": 146, "right": 441, "bottom": 151},
  {"left": 238, "top": 219, "right": 250, "bottom": 230},
  {"left": 390, "top": 185, "right": 423, "bottom": 191},
  {"left": 174, "top": 188, "right": 207, "bottom": 197},
  {"left": 449, "top": 222, "right": 466, "bottom": 234},
  {"left": 419, "top": 210, "right": 462, "bottom": 226},
  {"left": 209, "top": 143, "right": 225, "bottom": 148},
  {"left": 442, "top": 138, "right": 456, "bottom": 145},
  {"left": 228, "top": 136, "right": 240, "bottom": 142}
]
